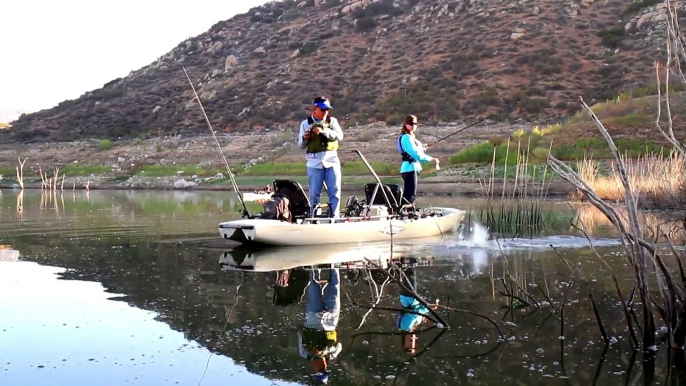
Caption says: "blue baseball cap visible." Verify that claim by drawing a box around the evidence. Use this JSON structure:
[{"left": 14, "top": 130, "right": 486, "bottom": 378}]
[
  {"left": 313, "top": 370, "right": 331, "bottom": 384},
  {"left": 314, "top": 97, "right": 333, "bottom": 110}
]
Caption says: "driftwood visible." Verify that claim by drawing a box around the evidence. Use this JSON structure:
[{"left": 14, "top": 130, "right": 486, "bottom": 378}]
[{"left": 16, "top": 157, "right": 26, "bottom": 190}]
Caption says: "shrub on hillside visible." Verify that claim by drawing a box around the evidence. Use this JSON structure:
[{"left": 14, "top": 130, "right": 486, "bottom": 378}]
[
  {"left": 597, "top": 26, "right": 625, "bottom": 48},
  {"left": 99, "top": 139, "right": 112, "bottom": 150}
]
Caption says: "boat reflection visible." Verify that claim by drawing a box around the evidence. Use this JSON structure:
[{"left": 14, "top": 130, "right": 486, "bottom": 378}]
[{"left": 218, "top": 240, "right": 492, "bottom": 275}]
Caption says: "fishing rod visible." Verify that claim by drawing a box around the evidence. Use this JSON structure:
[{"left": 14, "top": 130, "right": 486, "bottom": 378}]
[
  {"left": 425, "top": 114, "right": 492, "bottom": 149},
  {"left": 182, "top": 66, "right": 251, "bottom": 219}
]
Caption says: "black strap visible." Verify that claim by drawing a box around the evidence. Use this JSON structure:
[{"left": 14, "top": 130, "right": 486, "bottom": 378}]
[{"left": 398, "top": 134, "right": 416, "bottom": 163}]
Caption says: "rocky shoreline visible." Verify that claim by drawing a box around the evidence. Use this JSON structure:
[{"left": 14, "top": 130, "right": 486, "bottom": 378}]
[{"left": 0, "top": 175, "right": 575, "bottom": 198}]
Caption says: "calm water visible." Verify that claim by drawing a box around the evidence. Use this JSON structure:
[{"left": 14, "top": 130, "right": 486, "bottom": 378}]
[{"left": 0, "top": 189, "right": 682, "bottom": 385}]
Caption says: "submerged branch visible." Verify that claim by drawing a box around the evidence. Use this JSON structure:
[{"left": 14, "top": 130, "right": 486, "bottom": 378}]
[
  {"left": 551, "top": 244, "right": 609, "bottom": 345},
  {"left": 570, "top": 218, "right": 640, "bottom": 348},
  {"left": 363, "top": 258, "right": 450, "bottom": 328},
  {"left": 435, "top": 304, "right": 505, "bottom": 341}
]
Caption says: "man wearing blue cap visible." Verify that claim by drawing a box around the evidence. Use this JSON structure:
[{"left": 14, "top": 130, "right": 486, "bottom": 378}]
[
  {"left": 297, "top": 268, "right": 342, "bottom": 384},
  {"left": 297, "top": 96, "right": 344, "bottom": 218}
]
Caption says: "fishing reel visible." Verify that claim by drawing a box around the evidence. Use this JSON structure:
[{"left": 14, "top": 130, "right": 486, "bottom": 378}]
[{"left": 309, "top": 120, "right": 330, "bottom": 135}]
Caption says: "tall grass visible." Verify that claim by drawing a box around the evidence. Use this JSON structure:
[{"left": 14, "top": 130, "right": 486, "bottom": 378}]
[
  {"left": 571, "top": 149, "right": 686, "bottom": 209},
  {"left": 478, "top": 138, "right": 555, "bottom": 238}
]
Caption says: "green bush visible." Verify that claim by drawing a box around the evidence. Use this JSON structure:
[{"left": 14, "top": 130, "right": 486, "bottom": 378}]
[
  {"left": 597, "top": 26, "right": 625, "bottom": 48},
  {"left": 450, "top": 142, "right": 499, "bottom": 164},
  {"left": 99, "top": 139, "right": 112, "bottom": 150},
  {"left": 531, "top": 146, "right": 550, "bottom": 161}
]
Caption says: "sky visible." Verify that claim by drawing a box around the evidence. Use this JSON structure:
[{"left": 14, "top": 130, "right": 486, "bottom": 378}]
[{"left": 0, "top": 0, "right": 270, "bottom": 113}]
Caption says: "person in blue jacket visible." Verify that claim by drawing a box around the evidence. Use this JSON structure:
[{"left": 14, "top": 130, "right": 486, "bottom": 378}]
[
  {"left": 396, "top": 264, "right": 438, "bottom": 354},
  {"left": 396, "top": 115, "right": 440, "bottom": 206}
]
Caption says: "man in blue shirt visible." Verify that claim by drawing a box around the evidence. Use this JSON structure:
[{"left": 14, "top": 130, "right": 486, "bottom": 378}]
[{"left": 298, "top": 97, "right": 344, "bottom": 217}]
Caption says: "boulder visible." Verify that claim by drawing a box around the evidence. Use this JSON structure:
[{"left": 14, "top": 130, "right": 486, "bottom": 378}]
[
  {"left": 208, "top": 41, "right": 224, "bottom": 53},
  {"left": 225, "top": 55, "right": 238, "bottom": 70},
  {"left": 173, "top": 179, "right": 197, "bottom": 189},
  {"left": 342, "top": 0, "right": 368, "bottom": 14},
  {"left": 511, "top": 32, "right": 524, "bottom": 40}
]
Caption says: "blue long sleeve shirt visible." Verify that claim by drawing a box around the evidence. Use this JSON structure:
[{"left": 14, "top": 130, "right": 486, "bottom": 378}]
[
  {"left": 397, "top": 294, "right": 430, "bottom": 331},
  {"left": 399, "top": 134, "right": 433, "bottom": 173}
]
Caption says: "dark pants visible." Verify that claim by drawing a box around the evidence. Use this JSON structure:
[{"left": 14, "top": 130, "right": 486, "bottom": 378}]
[{"left": 401, "top": 171, "right": 418, "bottom": 204}]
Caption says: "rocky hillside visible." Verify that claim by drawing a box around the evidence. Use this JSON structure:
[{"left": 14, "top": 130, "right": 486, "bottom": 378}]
[{"left": 2, "top": 0, "right": 682, "bottom": 143}]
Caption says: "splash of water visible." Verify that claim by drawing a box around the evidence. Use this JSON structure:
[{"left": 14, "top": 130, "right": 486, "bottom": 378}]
[
  {"left": 441, "top": 220, "right": 623, "bottom": 252},
  {"left": 453, "top": 221, "right": 492, "bottom": 248}
]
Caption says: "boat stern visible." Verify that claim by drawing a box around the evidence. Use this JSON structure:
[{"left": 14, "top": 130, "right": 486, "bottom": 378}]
[{"left": 218, "top": 221, "right": 258, "bottom": 243}]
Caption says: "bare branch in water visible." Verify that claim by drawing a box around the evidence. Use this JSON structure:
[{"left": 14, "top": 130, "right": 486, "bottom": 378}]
[
  {"left": 551, "top": 244, "right": 609, "bottom": 345},
  {"left": 343, "top": 286, "right": 440, "bottom": 324},
  {"left": 16, "top": 157, "right": 26, "bottom": 191},
  {"left": 569, "top": 220, "right": 639, "bottom": 348},
  {"left": 536, "top": 284, "right": 556, "bottom": 313},
  {"left": 434, "top": 304, "right": 505, "bottom": 341},
  {"left": 363, "top": 258, "right": 450, "bottom": 328}
]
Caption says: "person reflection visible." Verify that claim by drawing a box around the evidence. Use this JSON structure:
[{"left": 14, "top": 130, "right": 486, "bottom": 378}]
[
  {"left": 396, "top": 262, "right": 438, "bottom": 355},
  {"left": 297, "top": 267, "right": 342, "bottom": 384},
  {"left": 271, "top": 269, "right": 309, "bottom": 307}
]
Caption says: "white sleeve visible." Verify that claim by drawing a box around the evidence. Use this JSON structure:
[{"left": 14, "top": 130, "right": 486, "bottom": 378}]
[
  {"left": 327, "top": 118, "right": 343, "bottom": 141},
  {"left": 297, "top": 120, "right": 308, "bottom": 149}
]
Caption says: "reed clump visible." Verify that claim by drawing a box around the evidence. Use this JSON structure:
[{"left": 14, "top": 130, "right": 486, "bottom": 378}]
[
  {"left": 571, "top": 149, "right": 686, "bottom": 209},
  {"left": 479, "top": 137, "right": 555, "bottom": 238}
]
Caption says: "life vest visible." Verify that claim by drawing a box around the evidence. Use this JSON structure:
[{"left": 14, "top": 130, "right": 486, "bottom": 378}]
[
  {"left": 396, "top": 133, "right": 416, "bottom": 163},
  {"left": 306, "top": 116, "right": 339, "bottom": 153}
]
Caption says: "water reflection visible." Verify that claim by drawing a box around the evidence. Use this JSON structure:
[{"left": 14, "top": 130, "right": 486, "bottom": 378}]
[
  {"left": 1, "top": 231, "right": 674, "bottom": 385},
  {"left": 395, "top": 261, "right": 436, "bottom": 354},
  {"left": 4, "top": 190, "right": 686, "bottom": 384},
  {"left": 300, "top": 268, "right": 341, "bottom": 384}
]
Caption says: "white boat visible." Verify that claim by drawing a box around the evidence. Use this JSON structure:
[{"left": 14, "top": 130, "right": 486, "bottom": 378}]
[
  {"left": 219, "top": 179, "right": 466, "bottom": 246},
  {"left": 242, "top": 192, "right": 272, "bottom": 202}
]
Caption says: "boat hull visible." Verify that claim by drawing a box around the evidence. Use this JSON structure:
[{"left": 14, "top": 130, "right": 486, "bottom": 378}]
[{"left": 218, "top": 207, "right": 465, "bottom": 246}]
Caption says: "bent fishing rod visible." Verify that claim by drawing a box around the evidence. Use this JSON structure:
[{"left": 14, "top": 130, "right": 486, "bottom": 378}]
[
  {"left": 425, "top": 114, "right": 492, "bottom": 149},
  {"left": 182, "top": 66, "right": 251, "bottom": 218}
]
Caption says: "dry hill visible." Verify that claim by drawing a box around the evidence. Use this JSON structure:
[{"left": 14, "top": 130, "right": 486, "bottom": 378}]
[{"left": 1, "top": 0, "right": 682, "bottom": 144}]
